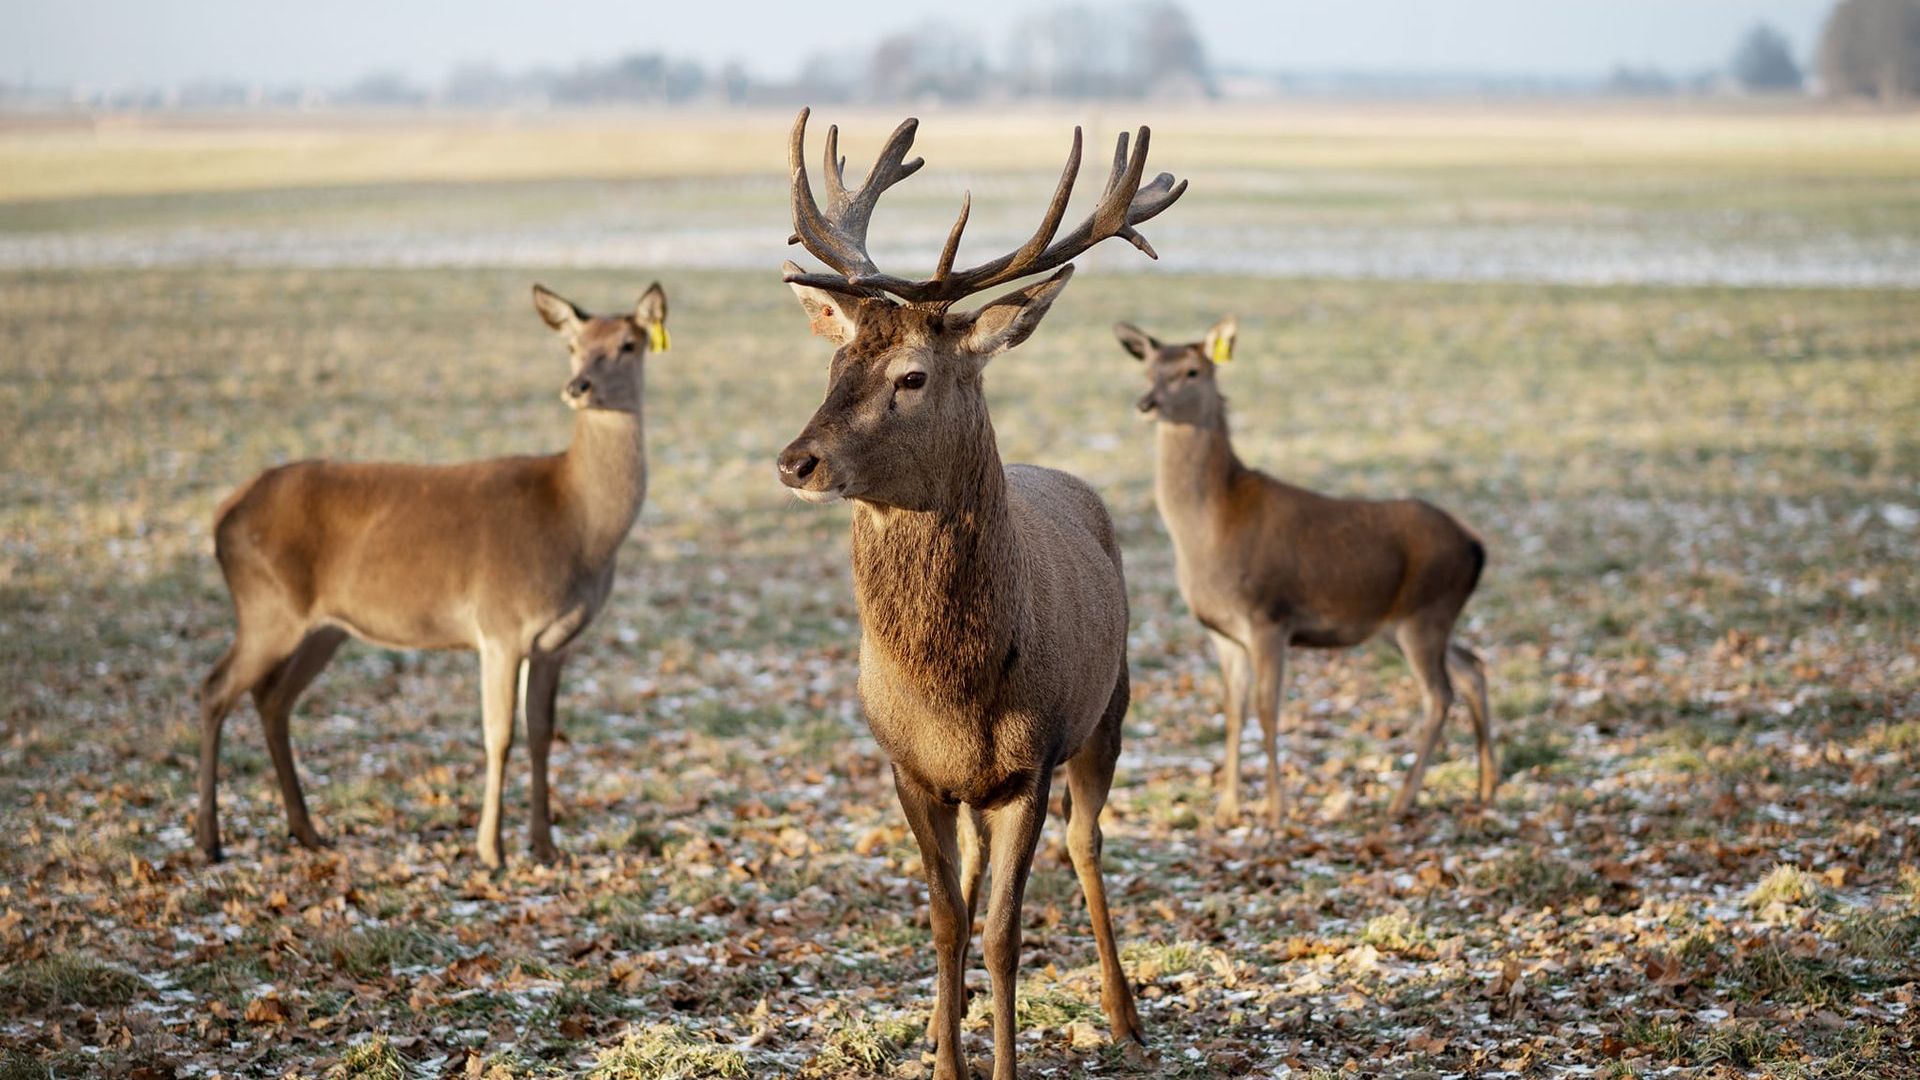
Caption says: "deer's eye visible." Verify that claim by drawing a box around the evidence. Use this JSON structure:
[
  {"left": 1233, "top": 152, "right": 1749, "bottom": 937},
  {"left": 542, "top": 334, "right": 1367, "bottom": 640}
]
[
  {"left": 620, "top": 341, "right": 635, "bottom": 353},
  {"left": 1185, "top": 368, "right": 1200, "bottom": 379},
  {"left": 897, "top": 371, "right": 927, "bottom": 391}
]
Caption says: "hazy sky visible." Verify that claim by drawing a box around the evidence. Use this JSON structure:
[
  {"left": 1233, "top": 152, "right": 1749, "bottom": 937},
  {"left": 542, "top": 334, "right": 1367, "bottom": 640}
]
[{"left": 2, "top": 0, "right": 1837, "bottom": 87}]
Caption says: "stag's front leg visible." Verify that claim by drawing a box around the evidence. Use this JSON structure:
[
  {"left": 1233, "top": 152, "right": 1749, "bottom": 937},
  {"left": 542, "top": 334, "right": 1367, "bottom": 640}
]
[
  {"left": 981, "top": 774, "right": 1052, "bottom": 1080},
  {"left": 893, "top": 767, "right": 970, "bottom": 1080}
]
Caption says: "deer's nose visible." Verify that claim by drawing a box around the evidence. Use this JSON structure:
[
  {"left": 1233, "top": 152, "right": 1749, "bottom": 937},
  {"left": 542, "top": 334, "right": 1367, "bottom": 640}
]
[
  {"left": 566, "top": 376, "right": 593, "bottom": 399},
  {"left": 1136, "top": 392, "right": 1159, "bottom": 413},
  {"left": 777, "top": 444, "right": 820, "bottom": 486}
]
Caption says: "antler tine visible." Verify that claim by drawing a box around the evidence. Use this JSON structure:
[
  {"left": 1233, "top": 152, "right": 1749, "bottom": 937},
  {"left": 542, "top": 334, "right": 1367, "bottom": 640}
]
[
  {"left": 1103, "top": 129, "right": 1130, "bottom": 197},
  {"left": 822, "top": 124, "right": 847, "bottom": 208},
  {"left": 1000, "top": 126, "right": 1084, "bottom": 279},
  {"left": 1090, "top": 128, "right": 1151, "bottom": 238},
  {"left": 789, "top": 108, "right": 856, "bottom": 274},
  {"left": 851, "top": 118, "right": 925, "bottom": 215},
  {"left": 933, "top": 192, "right": 972, "bottom": 282}
]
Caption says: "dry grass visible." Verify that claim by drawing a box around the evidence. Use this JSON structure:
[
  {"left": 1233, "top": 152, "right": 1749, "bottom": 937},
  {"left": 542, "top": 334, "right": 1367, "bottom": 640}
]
[{"left": 4, "top": 102, "right": 1919, "bottom": 201}]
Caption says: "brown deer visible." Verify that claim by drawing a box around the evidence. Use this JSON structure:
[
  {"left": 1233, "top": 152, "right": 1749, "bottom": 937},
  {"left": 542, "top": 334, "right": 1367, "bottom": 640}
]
[
  {"left": 1116, "top": 317, "right": 1494, "bottom": 827},
  {"left": 196, "top": 283, "right": 669, "bottom": 868},
  {"left": 776, "top": 109, "right": 1184, "bottom": 1080}
]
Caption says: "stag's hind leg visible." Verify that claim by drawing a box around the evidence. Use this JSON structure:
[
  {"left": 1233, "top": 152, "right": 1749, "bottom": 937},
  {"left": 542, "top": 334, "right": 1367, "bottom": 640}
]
[
  {"left": 1063, "top": 671, "right": 1144, "bottom": 1046},
  {"left": 1448, "top": 643, "right": 1496, "bottom": 803},
  {"left": 250, "top": 627, "right": 346, "bottom": 850},
  {"left": 1388, "top": 620, "right": 1456, "bottom": 819}
]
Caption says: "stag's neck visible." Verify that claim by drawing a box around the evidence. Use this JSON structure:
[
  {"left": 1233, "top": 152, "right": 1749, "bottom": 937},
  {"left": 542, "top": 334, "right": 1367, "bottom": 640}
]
[
  {"left": 560, "top": 407, "right": 648, "bottom": 567},
  {"left": 1154, "top": 407, "right": 1242, "bottom": 519},
  {"left": 850, "top": 426, "right": 1020, "bottom": 706}
]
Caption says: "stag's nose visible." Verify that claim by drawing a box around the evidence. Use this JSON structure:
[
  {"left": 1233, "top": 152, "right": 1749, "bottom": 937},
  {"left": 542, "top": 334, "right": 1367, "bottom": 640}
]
[
  {"left": 777, "top": 444, "right": 820, "bottom": 486},
  {"left": 1136, "top": 392, "right": 1159, "bottom": 414},
  {"left": 566, "top": 375, "right": 593, "bottom": 399}
]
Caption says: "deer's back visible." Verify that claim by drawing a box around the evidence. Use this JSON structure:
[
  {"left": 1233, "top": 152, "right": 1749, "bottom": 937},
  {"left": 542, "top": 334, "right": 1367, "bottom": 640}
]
[
  {"left": 1178, "top": 467, "right": 1482, "bottom": 647},
  {"left": 212, "top": 456, "right": 592, "bottom": 651}
]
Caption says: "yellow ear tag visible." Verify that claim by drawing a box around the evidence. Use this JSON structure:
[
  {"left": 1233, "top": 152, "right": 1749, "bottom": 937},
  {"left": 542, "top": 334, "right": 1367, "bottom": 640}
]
[
  {"left": 1210, "top": 336, "right": 1232, "bottom": 364},
  {"left": 648, "top": 324, "right": 671, "bottom": 353}
]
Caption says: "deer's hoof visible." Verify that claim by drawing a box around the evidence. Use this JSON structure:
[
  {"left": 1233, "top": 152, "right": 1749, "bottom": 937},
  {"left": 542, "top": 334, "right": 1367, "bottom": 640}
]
[{"left": 291, "top": 830, "right": 330, "bottom": 851}]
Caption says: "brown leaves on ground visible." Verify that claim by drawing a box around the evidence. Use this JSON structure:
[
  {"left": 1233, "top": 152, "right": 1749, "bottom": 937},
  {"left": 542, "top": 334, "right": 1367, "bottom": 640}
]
[{"left": 2, "top": 266, "right": 1917, "bottom": 1076}]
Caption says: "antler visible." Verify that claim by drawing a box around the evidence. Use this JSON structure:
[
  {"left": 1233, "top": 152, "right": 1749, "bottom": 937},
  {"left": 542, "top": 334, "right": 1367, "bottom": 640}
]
[{"left": 786, "top": 107, "right": 1187, "bottom": 309}]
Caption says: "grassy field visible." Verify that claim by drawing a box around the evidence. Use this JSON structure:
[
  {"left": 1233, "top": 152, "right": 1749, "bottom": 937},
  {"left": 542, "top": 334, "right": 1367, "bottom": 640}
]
[{"left": 1, "top": 106, "right": 1918, "bottom": 1078}]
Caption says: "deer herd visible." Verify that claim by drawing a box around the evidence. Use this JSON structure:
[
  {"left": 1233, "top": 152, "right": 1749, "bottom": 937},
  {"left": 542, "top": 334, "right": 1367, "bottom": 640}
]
[{"left": 195, "top": 109, "right": 1494, "bottom": 1078}]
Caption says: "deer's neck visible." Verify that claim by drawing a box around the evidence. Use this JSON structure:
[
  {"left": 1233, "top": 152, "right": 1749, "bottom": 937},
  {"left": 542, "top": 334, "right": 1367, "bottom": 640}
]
[
  {"left": 1154, "top": 407, "right": 1241, "bottom": 519},
  {"left": 850, "top": 419, "right": 1020, "bottom": 707},
  {"left": 560, "top": 407, "right": 648, "bottom": 568}
]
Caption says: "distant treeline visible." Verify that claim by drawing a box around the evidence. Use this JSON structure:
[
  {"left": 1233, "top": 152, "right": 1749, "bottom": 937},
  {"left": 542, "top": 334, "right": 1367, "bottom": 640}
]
[{"left": 6, "top": 2, "right": 1918, "bottom": 111}]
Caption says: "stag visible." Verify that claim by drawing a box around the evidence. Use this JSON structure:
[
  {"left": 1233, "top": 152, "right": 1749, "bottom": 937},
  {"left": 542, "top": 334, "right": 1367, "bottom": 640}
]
[{"left": 776, "top": 109, "right": 1184, "bottom": 1080}]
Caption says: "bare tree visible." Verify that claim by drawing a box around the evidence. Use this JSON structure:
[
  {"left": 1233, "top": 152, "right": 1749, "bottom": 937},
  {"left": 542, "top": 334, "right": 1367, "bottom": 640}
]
[
  {"left": 1820, "top": 0, "right": 1920, "bottom": 99},
  {"left": 866, "top": 22, "right": 987, "bottom": 103}
]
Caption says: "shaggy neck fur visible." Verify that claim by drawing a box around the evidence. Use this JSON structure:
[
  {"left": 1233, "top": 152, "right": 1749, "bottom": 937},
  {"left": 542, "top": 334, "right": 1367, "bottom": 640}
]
[
  {"left": 851, "top": 406, "right": 1021, "bottom": 707},
  {"left": 560, "top": 401, "right": 648, "bottom": 568}
]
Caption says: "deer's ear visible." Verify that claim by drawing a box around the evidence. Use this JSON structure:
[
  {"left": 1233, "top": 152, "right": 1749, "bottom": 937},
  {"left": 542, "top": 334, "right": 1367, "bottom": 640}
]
[
  {"left": 635, "top": 282, "right": 670, "bottom": 352},
  {"left": 951, "top": 265, "right": 1074, "bottom": 364},
  {"left": 532, "top": 284, "right": 585, "bottom": 336},
  {"left": 1203, "top": 316, "right": 1237, "bottom": 365},
  {"left": 1113, "top": 321, "right": 1158, "bottom": 360},
  {"left": 786, "top": 269, "right": 862, "bottom": 347}
]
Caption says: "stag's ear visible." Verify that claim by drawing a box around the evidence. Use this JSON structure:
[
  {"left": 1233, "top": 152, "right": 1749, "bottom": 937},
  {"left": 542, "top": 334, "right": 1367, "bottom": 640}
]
[
  {"left": 1113, "top": 321, "right": 1158, "bottom": 360},
  {"left": 634, "top": 282, "right": 670, "bottom": 352},
  {"left": 951, "top": 265, "right": 1074, "bottom": 365},
  {"left": 784, "top": 262, "right": 862, "bottom": 347},
  {"left": 532, "top": 284, "right": 585, "bottom": 336},
  {"left": 1202, "top": 316, "right": 1237, "bottom": 365}
]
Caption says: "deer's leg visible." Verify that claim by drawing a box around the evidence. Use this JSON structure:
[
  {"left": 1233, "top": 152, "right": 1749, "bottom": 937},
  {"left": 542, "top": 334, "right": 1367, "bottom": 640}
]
[
  {"left": 958, "top": 804, "right": 988, "bottom": 924},
  {"left": 1207, "top": 630, "right": 1251, "bottom": 828},
  {"left": 250, "top": 626, "right": 346, "bottom": 851},
  {"left": 1064, "top": 671, "right": 1144, "bottom": 1047},
  {"left": 980, "top": 775, "right": 1051, "bottom": 1080},
  {"left": 523, "top": 654, "right": 565, "bottom": 864},
  {"left": 1449, "top": 643, "right": 1496, "bottom": 803},
  {"left": 196, "top": 624, "right": 301, "bottom": 862},
  {"left": 925, "top": 804, "right": 988, "bottom": 1046},
  {"left": 475, "top": 645, "right": 523, "bottom": 869},
  {"left": 1389, "top": 621, "right": 1456, "bottom": 819},
  {"left": 894, "top": 766, "right": 969, "bottom": 1080},
  {"left": 1249, "top": 627, "right": 1291, "bottom": 830}
]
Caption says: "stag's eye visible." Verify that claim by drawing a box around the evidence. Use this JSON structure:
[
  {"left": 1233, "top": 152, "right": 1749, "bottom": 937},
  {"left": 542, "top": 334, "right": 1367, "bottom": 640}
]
[
  {"left": 897, "top": 371, "right": 928, "bottom": 391},
  {"left": 620, "top": 341, "right": 635, "bottom": 353},
  {"left": 1185, "top": 368, "right": 1200, "bottom": 379}
]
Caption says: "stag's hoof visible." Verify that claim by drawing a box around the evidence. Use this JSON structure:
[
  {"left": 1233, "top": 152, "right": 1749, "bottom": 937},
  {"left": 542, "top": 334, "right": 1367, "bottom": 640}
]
[{"left": 1212, "top": 800, "right": 1241, "bottom": 830}]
